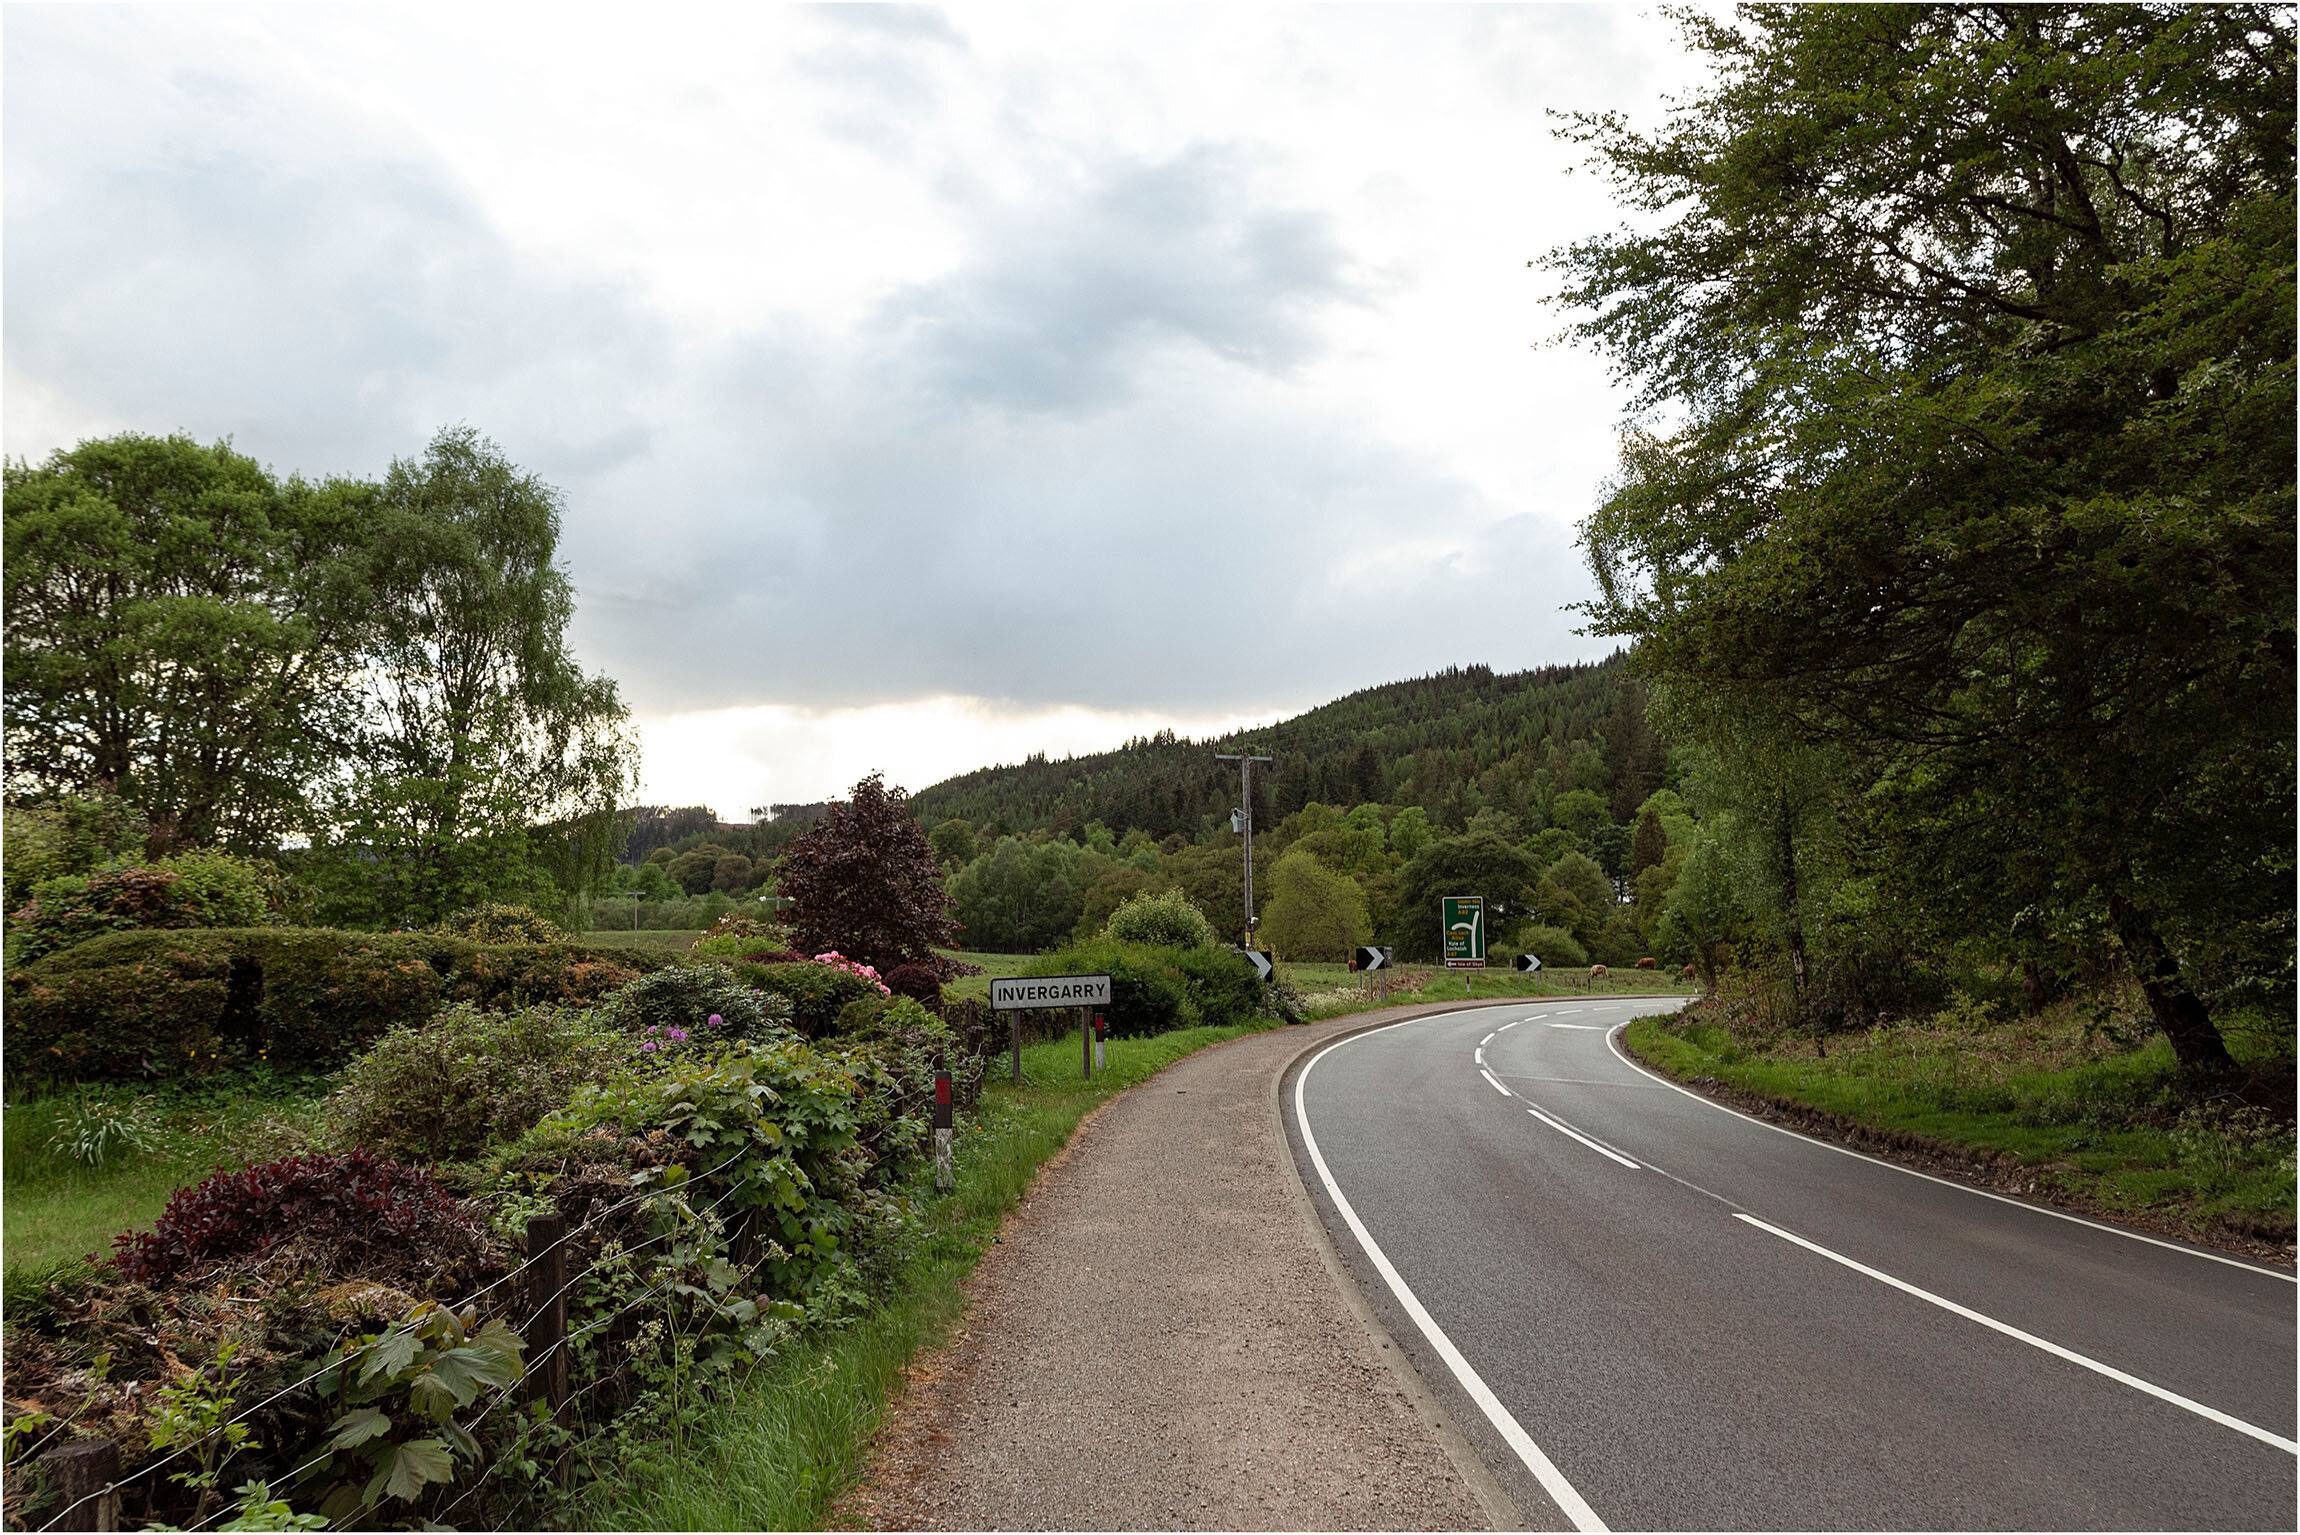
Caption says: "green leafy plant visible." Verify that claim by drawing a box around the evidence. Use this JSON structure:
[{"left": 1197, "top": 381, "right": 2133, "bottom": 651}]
[
  {"left": 434, "top": 902, "right": 571, "bottom": 945},
  {"left": 148, "top": 1339, "right": 259, "bottom": 1524},
  {"left": 597, "top": 961, "right": 782, "bottom": 1044},
  {"left": 305, "top": 1302, "right": 525, "bottom": 1522},
  {"left": 1101, "top": 888, "right": 1218, "bottom": 949}
]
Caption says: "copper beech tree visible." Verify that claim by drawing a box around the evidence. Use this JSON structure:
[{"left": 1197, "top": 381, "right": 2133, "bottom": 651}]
[{"left": 779, "top": 773, "right": 957, "bottom": 974}]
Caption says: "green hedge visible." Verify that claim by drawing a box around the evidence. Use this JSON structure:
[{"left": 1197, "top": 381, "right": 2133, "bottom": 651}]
[
  {"left": 1023, "top": 939, "right": 1266, "bottom": 1038},
  {"left": 4, "top": 928, "right": 665, "bottom": 1084}
]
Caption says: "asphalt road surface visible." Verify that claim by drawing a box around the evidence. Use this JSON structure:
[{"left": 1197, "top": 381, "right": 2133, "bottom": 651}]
[{"left": 1284, "top": 996, "right": 2298, "bottom": 1531}]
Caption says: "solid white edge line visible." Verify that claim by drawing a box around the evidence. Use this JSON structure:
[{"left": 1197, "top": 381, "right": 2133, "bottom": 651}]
[
  {"left": 1480, "top": 1067, "right": 1512, "bottom": 1096},
  {"left": 1735, "top": 1214, "right": 2299, "bottom": 1455},
  {"left": 1605, "top": 1023, "right": 2298, "bottom": 1283},
  {"left": 1524, "top": 1106, "right": 1641, "bottom": 1170},
  {"left": 1298, "top": 1017, "right": 1609, "bottom": 1532}
]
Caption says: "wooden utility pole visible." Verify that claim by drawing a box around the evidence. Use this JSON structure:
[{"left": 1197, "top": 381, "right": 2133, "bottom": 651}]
[{"left": 1215, "top": 751, "right": 1274, "bottom": 949}]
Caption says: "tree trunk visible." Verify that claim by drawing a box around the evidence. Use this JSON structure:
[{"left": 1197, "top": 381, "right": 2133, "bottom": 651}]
[{"left": 2105, "top": 891, "right": 2234, "bottom": 1073}]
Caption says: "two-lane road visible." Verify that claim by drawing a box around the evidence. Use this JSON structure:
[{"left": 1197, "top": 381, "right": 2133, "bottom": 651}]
[{"left": 1284, "top": 997, "right": 2297, "bottom": 1530}]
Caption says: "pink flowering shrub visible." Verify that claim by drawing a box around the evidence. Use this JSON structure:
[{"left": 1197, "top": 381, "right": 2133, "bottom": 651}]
[{"left": 812, "top": 951, "right": 892, "bottom": 997}]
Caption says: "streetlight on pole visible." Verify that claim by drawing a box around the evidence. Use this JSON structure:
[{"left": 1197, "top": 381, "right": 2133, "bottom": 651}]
[{"left": 1215, "top": 751, "right": 1274, "bottom": 950}]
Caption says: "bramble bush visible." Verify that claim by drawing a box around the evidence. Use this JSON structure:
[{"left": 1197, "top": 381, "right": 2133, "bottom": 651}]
[{"left": 328, "top": 1003, "right": 628, "bottom": 1164}]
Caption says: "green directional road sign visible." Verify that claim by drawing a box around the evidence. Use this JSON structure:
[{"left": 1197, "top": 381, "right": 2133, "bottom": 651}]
[{"left": 1442, "top": 895, "right": 1485, "bottom": 968}]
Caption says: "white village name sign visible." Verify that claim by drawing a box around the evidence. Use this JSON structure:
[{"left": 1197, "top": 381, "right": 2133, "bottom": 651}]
[{"left": 990, "top": 974, "right": 1114, "bottom": 1010}]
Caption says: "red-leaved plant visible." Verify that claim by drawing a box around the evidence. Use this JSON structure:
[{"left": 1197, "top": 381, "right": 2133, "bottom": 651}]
[{"left": 111, "top": 1151, "right": 484, "bottom": 1285}]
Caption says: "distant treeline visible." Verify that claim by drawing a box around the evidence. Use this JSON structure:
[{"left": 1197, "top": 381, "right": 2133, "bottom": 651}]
[{"left": 907, "top": 657, "right": 1660, "bottom": 839}]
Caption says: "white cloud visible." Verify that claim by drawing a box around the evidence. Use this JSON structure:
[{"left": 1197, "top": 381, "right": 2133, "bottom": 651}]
[{"left": 4, "top": 3, "right": 1697, "bottom": 800}]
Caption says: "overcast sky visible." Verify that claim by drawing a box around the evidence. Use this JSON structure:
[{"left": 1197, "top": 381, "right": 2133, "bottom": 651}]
[{"left": 4, "top": 3, "right": 1699, "bottom": 813}]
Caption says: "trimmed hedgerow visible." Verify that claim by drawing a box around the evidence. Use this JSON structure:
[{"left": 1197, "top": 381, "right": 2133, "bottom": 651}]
[{"left": 4, "top": 928, "right": 664, "bottom": 1085}]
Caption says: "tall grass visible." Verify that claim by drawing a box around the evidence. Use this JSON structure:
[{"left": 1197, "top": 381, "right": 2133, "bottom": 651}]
[{"left": 582, "top": 1021, "right": 1274, "bottom": 1531}]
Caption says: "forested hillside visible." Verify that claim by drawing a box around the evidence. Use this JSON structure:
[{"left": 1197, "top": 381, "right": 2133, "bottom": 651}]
[{"left": 910, "top": 656, "right": 1662, "bottom": 840}]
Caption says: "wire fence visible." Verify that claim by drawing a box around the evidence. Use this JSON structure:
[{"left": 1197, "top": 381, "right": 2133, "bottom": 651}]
[{"left": 30, "top": 1141, "right": 761, "bottom": 1532}]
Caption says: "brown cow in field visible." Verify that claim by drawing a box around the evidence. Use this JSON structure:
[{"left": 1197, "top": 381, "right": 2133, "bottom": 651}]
[
  {"left": 1635, "top": 957, "right": 1656, "bottom": 969},
  {"left": 1589, "top": 964, "right": 1608, "bottom": 978},
  {"left": 1680, "top": 963, "right": 1697, "bottom": 981}
]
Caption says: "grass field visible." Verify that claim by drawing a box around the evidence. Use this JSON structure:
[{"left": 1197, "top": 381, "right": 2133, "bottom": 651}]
[
  {"left": 1622, "top": 1002, "right": 2297, "bottom": 1247},
  {"left": 580, "top": 1018, "right": 1276, "bottom": 1530},
  {"left": 577, "top": 928, "right": 704, "bottom": 953},
  {"left": 936, "top": 949, "right": 1034, "bottom": 1002},
  {"left": 1285, "top": 961, "right": 1696, "bottom": 1020}
]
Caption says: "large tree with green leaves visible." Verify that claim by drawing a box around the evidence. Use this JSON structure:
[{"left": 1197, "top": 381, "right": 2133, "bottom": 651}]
[
  {"left": 315, "top": 426, "right": 635, "bottom": 925},
  {"left": 3, "top": 434, "right": 368, "bottom": 851},
  {"left": 1555, "top": 4, "right": 2294, "bottom": 1069}
]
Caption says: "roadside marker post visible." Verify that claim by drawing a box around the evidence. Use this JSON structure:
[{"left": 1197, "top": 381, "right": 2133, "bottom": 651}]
[
  {"left": 1081, "top": 1005, "right": 1093, "bottom": 1081},
  {"left": 933, "top": 1060, "right": 954, "bottom": 1190},
  {"left": 1093, "top": 1013, "right": 1107, "bottom": 1073}
]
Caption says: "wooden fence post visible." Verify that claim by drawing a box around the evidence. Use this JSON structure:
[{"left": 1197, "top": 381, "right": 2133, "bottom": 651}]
[
  {"left": 524, "top": 1212, "right": 572, "bottom": 1486},
  {"left": 40, "top": 1439, "right": 119, "bottom": 1532}
]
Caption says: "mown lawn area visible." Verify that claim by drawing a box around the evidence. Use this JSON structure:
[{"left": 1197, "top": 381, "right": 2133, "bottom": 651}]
[
  {"left": 2, "top": 1071, "right": 329, "bottom": 1289},
  {"left": 1623, "top": 999, "right": 2296, "bottom": 1249},
  {"left": 579, "top": 1018, "right": 1278, "bottom": 1531}
]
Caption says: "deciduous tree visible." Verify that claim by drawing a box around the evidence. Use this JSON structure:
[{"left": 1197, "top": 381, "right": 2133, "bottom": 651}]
[
  {"left": 1555, "top": 4, "right": 2295, "bottom": 1068},
  {"left": 3, "top": 434, "right": 369, "bottom": 851}
]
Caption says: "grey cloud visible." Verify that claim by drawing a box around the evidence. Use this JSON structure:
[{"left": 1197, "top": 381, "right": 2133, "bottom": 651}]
[
  {"left": 3, "top": 11, "right": 664, "bottom": 483},
  {"left": 883, "top": 147, "right": 1356, "bottom": 412},
  {"left": 8, "top": 6, "right": 1616, "bottom": 732}
]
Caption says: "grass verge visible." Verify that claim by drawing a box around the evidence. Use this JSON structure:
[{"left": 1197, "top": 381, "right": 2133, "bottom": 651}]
[
  {"left": 578, "top": 1018, "right": 1278, "bottom": 1531},
  {"left": 1622, "top": 1006, "right": 2296, "bottom": 1254}
]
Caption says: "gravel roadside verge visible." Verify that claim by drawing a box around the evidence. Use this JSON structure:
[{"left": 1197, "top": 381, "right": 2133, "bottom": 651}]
[{"left": 847, "top": 1005, "right": 1534, "bottom": 1532}]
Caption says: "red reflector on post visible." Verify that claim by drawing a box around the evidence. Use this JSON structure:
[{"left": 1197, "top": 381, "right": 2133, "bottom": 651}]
[{"left": 935, "top": 1075, "right": 952, "bottom": 1106}]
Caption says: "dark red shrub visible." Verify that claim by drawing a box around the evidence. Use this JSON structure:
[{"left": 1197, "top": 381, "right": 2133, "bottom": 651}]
[
  {"left": 881, "top": 962, "right": 943, "bottom": 1006},
  {"left": 111, "top": 1151, "right": 485, "bottom": 1285},
  {"left": 777, "top": 773, "right": 956, "bottom": 973}
]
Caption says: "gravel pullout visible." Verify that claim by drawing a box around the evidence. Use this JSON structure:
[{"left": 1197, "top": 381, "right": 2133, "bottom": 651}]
[{"left": 853, "top": 1011, "right": 1521, "bottom": 1532}]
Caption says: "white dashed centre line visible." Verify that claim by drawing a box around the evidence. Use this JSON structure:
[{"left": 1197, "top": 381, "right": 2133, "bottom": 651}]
[{"left": 1525, "top": 1105, "right": 1642, "bottom": 1169}]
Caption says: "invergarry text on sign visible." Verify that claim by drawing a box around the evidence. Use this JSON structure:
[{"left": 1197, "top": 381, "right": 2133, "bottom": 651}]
[{"left": 990, "top": 974, "right": 1113, "bottom": 1010}]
